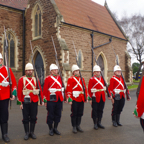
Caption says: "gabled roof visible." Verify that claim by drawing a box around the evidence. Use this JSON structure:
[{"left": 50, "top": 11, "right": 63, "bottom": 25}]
[
  {"left": 54, "top": 0, "right": 126, "bottom": 40},
  {"left": 0, "top": 0, "right": 28, "bottom": 10}
]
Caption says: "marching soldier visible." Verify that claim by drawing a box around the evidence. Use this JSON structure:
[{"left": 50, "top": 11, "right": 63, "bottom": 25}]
[
  {"left": 0, "top": 53, "right": 17, "bottom": 142},
  {"left": 17, "top": 63, "right": 44, "bottom": 140},
  {"left": 66, "top": 64, "right": 88, "bottom": 133},
  {"left": 43, "top": 64, "right": 64, "bottom": 136},
  {"left": 108, "top": 65, "right": 131, "bottom": 127},
  {"left": 88, "top": 65, "right": 111, "bottom": 130}
]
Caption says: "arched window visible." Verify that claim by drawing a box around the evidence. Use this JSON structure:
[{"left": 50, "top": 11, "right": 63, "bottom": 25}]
[
  {"left": 4, "top": 33, "right": 15, "bottom": 68},
  {"left": 34, "top": 5, "right": 41, "bottom": 37},
  {"left": 97, "top": 55, "right": 104, "bottom": 76},
  {"left": 78, "top": 50, "right": 82, "bottom": 69}
]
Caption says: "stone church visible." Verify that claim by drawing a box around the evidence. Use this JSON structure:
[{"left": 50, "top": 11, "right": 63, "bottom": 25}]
[{"left": 0, "top": 0, "right": 132, "bottom": 87}]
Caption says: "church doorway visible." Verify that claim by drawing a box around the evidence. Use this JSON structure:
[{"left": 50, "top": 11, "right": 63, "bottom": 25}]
[{"left": 34, "top": 51, "right": 44, "bottom": 89}]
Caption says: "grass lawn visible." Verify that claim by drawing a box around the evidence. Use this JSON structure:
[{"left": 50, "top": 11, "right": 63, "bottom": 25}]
[
  {"left": 133, "top": 79, "right": 140, "bottom": 83},
  {"left": 128, "top": 84, "right": 138, "bottom": 89}
]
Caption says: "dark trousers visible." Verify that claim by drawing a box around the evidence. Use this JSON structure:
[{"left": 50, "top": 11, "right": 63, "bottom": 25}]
[
  {"left": 91, "top": 96, "right": 105, "bottom": 119},
  {"left": 111, "top": 97, "right": 125, "bottom": 116},
  {"left": 46, "top": 100, "right": 62, "bottom": 124},
  {"left": 71, "top": 100, "right": 84, "bottom": 118},
  {"left": 22, "top": 102, "right": 38, "bottom": 124},
  {"left": 140, "top": 118, "right": 144, "bottom": 131},
  {"left": 0, "top": 99, "right": 9, "bottom": 124}
]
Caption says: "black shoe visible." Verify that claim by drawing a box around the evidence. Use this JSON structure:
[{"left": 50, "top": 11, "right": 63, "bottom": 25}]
[
  {"left": 93, "top": 119, "right": 98, "bottom": 130},
  {"left": 1, "top": 123, "right": 10, "bottom": 142},
  {"left": 49, "top": 128, "right": 54, "bottom": 136},
  {"left": 76, "top": 117, "right": 84, "bottom": 132},
  {"left": 48, "top": 124, "right": 54, "bottom": 136},
  {"left": 53, "top": 122, "right": 61, "bottom": 135},
  {"left": 76, "top": 126, "right": 84, "bottom": 132},
  {"left": 116, "top": 114, "right": 122, "bottom": 126},
  {"left": 2, "top": 134, "right": 10, "bottom": 142},
  {"left": 30, "top": 123, "right": 36, "bottom": 139},
  {"left": 24, "top": 132, "right": 29, "bottom": 140},
  {"left": 112, "top": 115, "right": 118, "bottom": 127},
  {"left": 73, "top": 127, "right": 77, "bottom": 133},
  {"left": 71, "top": 118, "right": 77, "bottom": 133},
  {"left": 97, "top": 119, "right": 105, "bottom": 129},
  {"left": 24, "top": 123, "right": 29, "bottom": 140},
  {"left": 30, "top": 132, "right": 37, "bottom": 139}
]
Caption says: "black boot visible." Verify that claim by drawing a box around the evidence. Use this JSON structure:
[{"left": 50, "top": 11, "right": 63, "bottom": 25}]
[
  {"left": 112, "top": 115, "right": 118, "bottom": 127},
  {"left": 76, "top": 117, "right": 83, "bottom": 132},
  {"left": 24, "top": 123, "right": 29, "bottom": 140},
  {"left": 97, "top": 118, "right": 105, "bottom": 129},
  {"left": 48, "top": 124, "right": 54, "bottom": 136},
  {"left": 116, "top": 114, "right": 122, "bottom": 126},
  {"left": 30, "top": 123, "right": 36, "bottom": 139},
  {"left": 93, "top": 119, "right": 98, "bottom": 130},
  {"left": 71, "top": 118, "right": 77, "bottom": 133},
  {"left": 53, "top": 122, "right": 61, "bottom": 135},
  {"left": 1, "top": 123, "right": 10, "bottom": 142}
]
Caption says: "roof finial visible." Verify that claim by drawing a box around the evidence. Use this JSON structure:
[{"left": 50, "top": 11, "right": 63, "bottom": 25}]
[{"left": 104, "top": 0, "right": 107, "bottom": 7}]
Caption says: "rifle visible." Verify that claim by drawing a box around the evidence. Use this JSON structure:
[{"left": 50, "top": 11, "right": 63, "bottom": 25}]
[
  {"left": 30, "top": 41, "right": 42, "bottom": 105},
  {"left": 51, "top": 36, "right": 66, "bottom": 101},
  {"left": 72, "top": 41, "right": 87, "bottom": 102},
  {"left": 112, "top": 44, "right": 130, "bottom": 100},
  {"left": 89, "top": 43, "right": 111, "bottom": 98},
  {"left": 4, "top": 27, "right": 12, "bottom": 109}
]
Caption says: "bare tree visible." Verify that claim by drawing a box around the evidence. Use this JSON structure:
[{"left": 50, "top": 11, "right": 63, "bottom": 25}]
[{"left": 118, "top": 14, "right": 144, "bottom": 80}]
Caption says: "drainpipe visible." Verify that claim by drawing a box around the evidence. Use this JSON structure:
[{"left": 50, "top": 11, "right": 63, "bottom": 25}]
[
  {"left": 22, "top": 10, "right": 25, "bottom": 75},
  {"left": 90, "top": 33, "right": 112, "bottom": 76}
]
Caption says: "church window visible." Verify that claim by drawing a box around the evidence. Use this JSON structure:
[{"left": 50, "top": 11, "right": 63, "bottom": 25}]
[
  {"left": 4, "top": 33, "right": 15, "bottom": 68},
  {"left": 34, "top": 5, "right": 42, "bottom": 37}
]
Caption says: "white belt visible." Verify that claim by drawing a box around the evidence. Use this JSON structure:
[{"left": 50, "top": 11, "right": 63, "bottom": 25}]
[
  {"left": 114, "top": 89, "right": 126, "bottom": 94},
  {"left": 91, "top": 88, "right": 106, "bottom": 93},
  {"left": 49, "top": 88, "right": 64, "bottom": 93},
  {"left": 23, "top": 89, "right": 39, "bottom": 95},
  {"left": 73, "top": 91, "right": 84, "bottom": 98},
  {"left": 0, "top": 81, "right": 9, "bottom": 87}
]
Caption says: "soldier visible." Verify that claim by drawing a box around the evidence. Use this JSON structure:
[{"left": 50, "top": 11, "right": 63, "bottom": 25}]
[
  {"left": 0, "top": 53, "right": 17, "bottom": 142},
  {"left": 43, "top": 64, "right": 65, "bottom": 136},
  {"left": 17, "top": 63, "right": 44, "bottom": 140},
  {"left": 88, "top": 65, "right": 111, "bottom": 130},
  {"left": 133, "top": 75, "right": 144, "bottom": 131},
  {"left": 108, "top": 65, "right": 131, "bottom": 127},
  {"left": 66, "top": 64, "right": 88, "bottom": 133}
]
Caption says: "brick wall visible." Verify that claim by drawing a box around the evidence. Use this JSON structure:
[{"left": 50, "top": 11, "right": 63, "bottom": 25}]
[
  {"left": 0, "top": 7, "right": 23, "bottom": 82},
  {"left": 59, "top": 25, "right": 128, "bottom": 85}
]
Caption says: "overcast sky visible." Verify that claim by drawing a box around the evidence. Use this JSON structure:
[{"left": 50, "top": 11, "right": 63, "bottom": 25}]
[{"left": 92, "top": 0, "right": 144, "bottom": 19}]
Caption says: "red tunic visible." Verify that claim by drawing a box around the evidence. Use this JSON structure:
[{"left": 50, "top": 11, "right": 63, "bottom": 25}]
[
  {"left": 66, "top": 76, "right": 88, "bottom": 102},
  {"left": 88, "top": 76, "right": 106, "bottom": 103},
  {"left": 17, "top": 76, "right": 43, "bottom": 103},
  {"left": 0, "top": 65, "right": 17, "bottom": 100},
  {"left": 108, "top": 75, "right": 129, "bottom": 99},
  {"left": 43, "top": 75, "right": 64, "bottom": 102},
  {"left": 136, "top": 76, "right": 144, "bottom": 117}
]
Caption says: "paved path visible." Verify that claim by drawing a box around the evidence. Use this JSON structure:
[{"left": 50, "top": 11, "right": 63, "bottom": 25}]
[{"left": 0, "top": 90, "right": 143, "bottom": 144}]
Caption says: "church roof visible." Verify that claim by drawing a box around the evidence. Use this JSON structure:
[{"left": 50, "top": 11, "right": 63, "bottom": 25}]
[
  {"left": 0, "top": 0, "right": 28, "bottom": 10},
  {"left": 54, "top": 0, "right": 126, "bottom": 40}
]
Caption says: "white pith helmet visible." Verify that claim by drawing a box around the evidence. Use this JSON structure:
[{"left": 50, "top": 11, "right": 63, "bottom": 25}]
[
  {"left": 0, "top": 53, "right": 3, "bottom": 59},
  {"left": 93, "top": 65, "right": 101, "bottom": 72},
  {"left": 72, "top": 64, "right": 79, "bottom": 73},
  {"left": 25, "top": 63, "right": 34, "bottom": 70},
  {"left": 114, "top": 65, "right": 121, "bottom": 72},
  {"left": 50, "top": 64, "right": 58, "bottom": 71}
]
